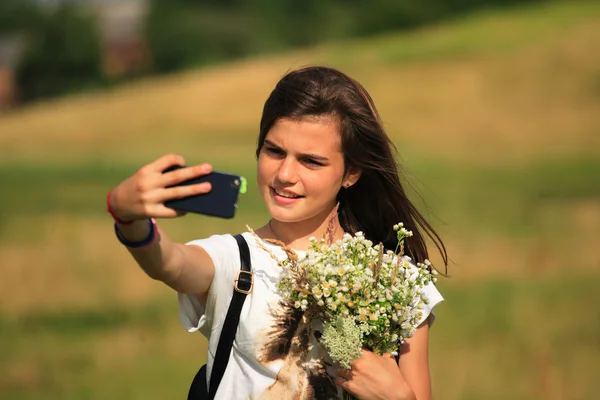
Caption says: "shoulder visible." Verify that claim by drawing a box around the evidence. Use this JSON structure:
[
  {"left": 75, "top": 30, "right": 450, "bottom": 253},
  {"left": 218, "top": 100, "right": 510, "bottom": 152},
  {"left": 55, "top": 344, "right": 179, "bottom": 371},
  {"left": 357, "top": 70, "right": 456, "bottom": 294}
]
[
  {"left": 184, "top": 233, "right": 244, "bottom": 274},
  {"left": 185, "top": 231, "right": 283, "bottom": 267},
  {"left": 186, "top": 232, "right": 237, "bottom": 249},
  {"left": 402, "top": 256, "right": 445, "bottom": 326}
]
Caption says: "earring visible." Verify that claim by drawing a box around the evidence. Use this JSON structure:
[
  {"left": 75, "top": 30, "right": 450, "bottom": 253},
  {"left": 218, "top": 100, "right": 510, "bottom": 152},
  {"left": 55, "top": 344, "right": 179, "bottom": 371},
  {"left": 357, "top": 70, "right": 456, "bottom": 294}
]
[{"left": 343, "top": 183, "right": 350, "bottom": 189}]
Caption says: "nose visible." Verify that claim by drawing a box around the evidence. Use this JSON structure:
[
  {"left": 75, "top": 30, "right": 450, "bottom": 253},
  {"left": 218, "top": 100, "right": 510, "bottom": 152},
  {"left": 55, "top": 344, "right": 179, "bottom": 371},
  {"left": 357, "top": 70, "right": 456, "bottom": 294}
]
[{"left": 275, "top": 157, "right": 299, "bottom": 184}]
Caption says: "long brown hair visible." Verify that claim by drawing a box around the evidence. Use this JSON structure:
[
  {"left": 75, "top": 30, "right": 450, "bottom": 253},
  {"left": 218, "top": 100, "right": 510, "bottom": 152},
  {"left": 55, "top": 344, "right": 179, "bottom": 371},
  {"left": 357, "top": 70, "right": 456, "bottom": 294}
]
[{"left": 256, "top": 66, "right": 448, "bottom": 273}]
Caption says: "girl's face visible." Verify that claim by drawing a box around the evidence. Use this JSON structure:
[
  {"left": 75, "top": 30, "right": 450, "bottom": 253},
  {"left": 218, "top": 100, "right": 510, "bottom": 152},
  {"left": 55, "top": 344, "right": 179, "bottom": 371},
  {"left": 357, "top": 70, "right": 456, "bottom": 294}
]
[{"left": 257, "top": 117, "right": 356, "bottom": 225}]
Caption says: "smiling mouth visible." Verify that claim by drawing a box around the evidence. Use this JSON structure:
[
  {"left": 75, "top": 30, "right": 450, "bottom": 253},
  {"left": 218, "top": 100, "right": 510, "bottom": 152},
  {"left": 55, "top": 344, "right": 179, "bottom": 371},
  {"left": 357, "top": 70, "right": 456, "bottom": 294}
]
[{"left": 271, "top": 187, "right": 303, "bottom": 199}]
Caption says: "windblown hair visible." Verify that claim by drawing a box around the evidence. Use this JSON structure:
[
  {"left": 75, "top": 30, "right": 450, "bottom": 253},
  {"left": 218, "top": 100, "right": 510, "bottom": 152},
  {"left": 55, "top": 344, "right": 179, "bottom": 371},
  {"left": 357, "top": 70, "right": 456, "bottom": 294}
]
[{"left": 256, "top": 66, "right": 447, "bottom": 273}]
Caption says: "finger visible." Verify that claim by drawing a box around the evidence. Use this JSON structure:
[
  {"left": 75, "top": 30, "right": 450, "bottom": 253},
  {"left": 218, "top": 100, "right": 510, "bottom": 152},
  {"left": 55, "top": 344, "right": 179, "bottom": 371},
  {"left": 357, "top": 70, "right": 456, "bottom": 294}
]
[
  {"left": 142, "top": 203, "right": 186, "bottom": 219},
  {"left": 349, "top": 348, "right": 366, "bottom": 366},
  {"left": 335, "top": 376, "right": 352, "bottom": 391},
  {"left": 159, "top": 163, "right": 213, "bottom": 187},
  {"left": 150, "top": 154, "right": 187, "bottom": 174},
  {"left": 337, "top": 368, "right": 352, "bottom": 380},
  {"left": 158, "top": 181, "right": 213, "bottom": 202}
]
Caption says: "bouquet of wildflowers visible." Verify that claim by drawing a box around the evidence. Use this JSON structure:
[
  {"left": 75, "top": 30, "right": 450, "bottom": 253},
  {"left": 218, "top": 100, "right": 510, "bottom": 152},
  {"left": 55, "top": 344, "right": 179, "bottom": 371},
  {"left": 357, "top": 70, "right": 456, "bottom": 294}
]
[{"left": 277, "top": 223, "right": 437, "bottom": 370}]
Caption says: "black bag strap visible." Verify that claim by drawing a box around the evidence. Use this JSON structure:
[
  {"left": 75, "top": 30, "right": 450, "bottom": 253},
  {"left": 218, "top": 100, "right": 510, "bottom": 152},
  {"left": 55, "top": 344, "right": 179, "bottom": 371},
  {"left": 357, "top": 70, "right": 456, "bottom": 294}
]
[{"left": 207, "top": 233, "right": 253, "bottom": 400}]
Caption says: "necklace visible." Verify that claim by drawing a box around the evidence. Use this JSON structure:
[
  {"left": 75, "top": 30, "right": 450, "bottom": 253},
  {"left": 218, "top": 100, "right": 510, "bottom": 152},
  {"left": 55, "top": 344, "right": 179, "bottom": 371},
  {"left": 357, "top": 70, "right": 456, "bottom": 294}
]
[
  {"left": 246, "top": 223, "right": 298, "bottom": 268},
  {"left": 247, "top": 203, "right": 341, "bottom": 269}
]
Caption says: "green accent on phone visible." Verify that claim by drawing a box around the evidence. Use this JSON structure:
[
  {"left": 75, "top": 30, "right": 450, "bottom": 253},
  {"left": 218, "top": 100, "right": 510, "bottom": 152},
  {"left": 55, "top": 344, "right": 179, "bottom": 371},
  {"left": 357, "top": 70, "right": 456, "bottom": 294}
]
[{"left": 240, "top": 177, "right": 247, "bottom": 194}]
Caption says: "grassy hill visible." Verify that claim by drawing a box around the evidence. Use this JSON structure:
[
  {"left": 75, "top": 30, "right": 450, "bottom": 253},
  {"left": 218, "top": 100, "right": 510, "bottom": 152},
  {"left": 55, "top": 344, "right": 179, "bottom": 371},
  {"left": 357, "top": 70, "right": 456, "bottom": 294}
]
[{"left": 1, "top": 1, "right": 599, "bottom": 399}]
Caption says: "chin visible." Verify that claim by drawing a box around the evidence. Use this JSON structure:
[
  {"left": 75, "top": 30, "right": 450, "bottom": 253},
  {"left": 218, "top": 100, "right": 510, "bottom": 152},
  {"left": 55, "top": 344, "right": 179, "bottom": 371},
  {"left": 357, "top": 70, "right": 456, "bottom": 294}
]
[
  {"left": 269, "top": 204, "right": 333, "bottom": 227},
  {"left": 264, "top": 201, "right": 306, "bottom": 223}
]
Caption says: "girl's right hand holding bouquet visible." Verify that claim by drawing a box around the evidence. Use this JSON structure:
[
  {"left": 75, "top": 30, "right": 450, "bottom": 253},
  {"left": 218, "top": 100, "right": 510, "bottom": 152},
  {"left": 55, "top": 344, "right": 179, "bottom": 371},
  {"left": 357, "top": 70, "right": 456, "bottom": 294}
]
[{"left": 337, "top": 349, "right": 422, "bottom": 400}]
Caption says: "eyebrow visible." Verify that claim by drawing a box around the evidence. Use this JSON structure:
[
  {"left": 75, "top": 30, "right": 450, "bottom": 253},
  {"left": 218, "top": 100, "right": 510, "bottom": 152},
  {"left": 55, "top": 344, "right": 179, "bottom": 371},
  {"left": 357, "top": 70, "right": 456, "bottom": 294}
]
[{"left": 264, "top": 139, "right": 330, "bottom": 162}]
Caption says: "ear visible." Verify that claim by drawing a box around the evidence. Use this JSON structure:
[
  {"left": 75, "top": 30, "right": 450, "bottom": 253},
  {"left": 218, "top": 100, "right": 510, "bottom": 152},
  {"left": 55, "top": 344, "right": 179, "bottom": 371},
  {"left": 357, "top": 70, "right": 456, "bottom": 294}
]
[{"left": 343, "top": 167, "right": 362, "bottom": 188}]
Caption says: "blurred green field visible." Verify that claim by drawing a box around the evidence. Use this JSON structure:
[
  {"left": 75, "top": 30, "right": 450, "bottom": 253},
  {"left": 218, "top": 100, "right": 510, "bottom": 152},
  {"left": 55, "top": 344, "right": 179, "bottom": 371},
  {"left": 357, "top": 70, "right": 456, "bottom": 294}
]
[{"left": 1, "top": 1, "right": 599, "bottom": 399}]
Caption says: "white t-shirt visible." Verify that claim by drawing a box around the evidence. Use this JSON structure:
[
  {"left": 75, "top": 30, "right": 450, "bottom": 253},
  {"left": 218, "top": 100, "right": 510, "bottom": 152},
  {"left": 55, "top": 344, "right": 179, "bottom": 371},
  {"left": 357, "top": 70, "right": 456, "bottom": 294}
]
[{"left": 178, "top": 232, "right": 444, "bottom": 400}]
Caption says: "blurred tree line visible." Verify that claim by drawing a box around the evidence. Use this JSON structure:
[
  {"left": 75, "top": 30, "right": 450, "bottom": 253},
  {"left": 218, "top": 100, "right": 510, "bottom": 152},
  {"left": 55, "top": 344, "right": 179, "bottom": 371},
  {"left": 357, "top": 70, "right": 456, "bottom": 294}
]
[
  {"left": 0, "top": 0, "right": 548, "bottom": 104},
  {"left": 0, "top": 0, "right": 102, "bottom": 103}
]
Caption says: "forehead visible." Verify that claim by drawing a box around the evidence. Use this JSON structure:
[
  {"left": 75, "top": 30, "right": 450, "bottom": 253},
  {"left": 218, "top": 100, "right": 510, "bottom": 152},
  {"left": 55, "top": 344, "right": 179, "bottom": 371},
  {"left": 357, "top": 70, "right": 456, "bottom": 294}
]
[{"left": 265, "top": 117, "right": 342, "bottom": 155}]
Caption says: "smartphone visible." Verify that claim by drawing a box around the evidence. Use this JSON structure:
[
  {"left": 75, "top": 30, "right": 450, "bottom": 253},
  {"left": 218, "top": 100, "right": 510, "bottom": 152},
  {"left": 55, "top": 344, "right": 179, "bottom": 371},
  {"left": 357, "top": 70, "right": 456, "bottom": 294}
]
[{"left": 162, "top": 165, "right": 244, "bottom": 219}]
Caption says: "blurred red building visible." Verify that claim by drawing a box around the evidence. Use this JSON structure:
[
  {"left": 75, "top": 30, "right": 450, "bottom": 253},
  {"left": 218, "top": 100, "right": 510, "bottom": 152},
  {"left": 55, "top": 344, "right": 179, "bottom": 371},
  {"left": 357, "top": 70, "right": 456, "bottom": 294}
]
[{"left": 0, "top": 34, "right": 25, "bottom": 108}]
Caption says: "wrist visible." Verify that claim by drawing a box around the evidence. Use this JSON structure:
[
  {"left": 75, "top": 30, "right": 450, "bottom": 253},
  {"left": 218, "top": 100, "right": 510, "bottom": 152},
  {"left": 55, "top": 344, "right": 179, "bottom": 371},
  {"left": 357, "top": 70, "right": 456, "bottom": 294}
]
[
  {"left": 114, "top": 218, "right": 158, "bottom": 249},
  {"left": 386, "top": 383, "right": 415, "bottom": 400},
  {"left": 106, "top": 190, "right": 134, "bottom": 224}
]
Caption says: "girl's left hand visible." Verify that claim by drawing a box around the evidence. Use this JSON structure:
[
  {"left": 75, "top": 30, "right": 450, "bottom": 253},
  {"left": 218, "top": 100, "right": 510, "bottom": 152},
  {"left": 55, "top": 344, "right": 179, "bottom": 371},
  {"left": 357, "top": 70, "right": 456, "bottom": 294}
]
[{"left": 336, "top": 350, "right": 416, "bottom": 400}]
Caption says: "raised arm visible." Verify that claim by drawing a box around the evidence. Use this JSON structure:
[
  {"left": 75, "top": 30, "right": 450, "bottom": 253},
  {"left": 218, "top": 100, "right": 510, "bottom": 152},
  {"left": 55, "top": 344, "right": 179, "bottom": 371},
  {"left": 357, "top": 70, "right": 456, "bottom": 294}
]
[{"left": 109, "top": 154, "right": 216, "bottom": 301}]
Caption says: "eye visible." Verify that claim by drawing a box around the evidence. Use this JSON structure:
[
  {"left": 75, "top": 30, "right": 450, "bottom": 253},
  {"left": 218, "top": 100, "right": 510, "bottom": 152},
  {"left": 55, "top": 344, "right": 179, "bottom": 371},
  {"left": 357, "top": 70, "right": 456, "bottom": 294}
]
[
  {"left": 264, "top": 146, "right": 284, "bottom": 156},
  {"left": 304, "top": 158, "right": 324, "bottom": 167}
]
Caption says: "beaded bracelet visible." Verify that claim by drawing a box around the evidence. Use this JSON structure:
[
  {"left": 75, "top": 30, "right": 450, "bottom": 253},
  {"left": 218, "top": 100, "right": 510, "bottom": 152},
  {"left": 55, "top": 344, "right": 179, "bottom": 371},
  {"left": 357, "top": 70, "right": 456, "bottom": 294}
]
[{"left": 114, "top": 218, "right": 158, "bottom": 249}]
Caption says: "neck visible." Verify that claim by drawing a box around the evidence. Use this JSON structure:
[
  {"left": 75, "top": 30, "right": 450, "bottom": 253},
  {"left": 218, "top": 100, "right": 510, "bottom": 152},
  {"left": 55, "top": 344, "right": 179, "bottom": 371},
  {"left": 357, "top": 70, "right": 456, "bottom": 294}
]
[{"left": 268, "top": 203, "right": 342, "bottom": 250}]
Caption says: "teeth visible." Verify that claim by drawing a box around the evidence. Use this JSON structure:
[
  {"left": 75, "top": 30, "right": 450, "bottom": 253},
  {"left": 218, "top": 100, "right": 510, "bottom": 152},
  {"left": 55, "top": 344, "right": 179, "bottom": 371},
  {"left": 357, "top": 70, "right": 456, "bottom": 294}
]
[{"left": 275, "top": 189, "right": 298, "bottom": 198}]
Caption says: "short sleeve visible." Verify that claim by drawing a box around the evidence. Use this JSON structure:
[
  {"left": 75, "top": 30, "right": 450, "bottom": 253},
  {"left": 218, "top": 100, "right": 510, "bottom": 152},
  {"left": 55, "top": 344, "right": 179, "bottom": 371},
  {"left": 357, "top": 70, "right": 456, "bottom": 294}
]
[
  {"left": 176, "top": 234, "right": 239, "bottom": 338},
  {"left": 417, "top": 280, "right": 444, "bottom": 327}
]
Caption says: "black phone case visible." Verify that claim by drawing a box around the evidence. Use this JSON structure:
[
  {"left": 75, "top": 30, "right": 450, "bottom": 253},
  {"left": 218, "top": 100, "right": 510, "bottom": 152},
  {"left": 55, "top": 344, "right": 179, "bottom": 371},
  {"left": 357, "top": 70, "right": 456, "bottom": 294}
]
[{"left": 163, "top": 165, "right": 242, "bottom": 219}]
